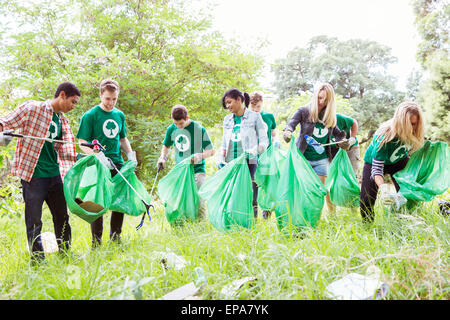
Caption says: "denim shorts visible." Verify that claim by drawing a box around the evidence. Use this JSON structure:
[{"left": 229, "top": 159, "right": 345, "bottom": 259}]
[{"left": 307, "top": 158, "right": 329, "bottom": 176}]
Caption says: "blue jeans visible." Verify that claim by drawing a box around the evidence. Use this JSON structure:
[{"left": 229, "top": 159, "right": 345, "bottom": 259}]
[
  {"left": 307, "top": 158, "right": 329, "bottom": 176},
  {"left": 21, "top": 175, "right": 71, "bottom": 260}
]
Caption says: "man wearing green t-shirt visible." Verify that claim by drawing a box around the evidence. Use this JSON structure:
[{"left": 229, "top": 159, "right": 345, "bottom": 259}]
[
  {"left": 77, "top": 79, "right": 136, "bottom": 247},
  {"left": 330, "top": 113, "right": 360, "bottom": 179},
  {"left": 249, "top": 92, "right": 279, "bottom": 219},
  {"left": 157, "top": 105, "right": 214, "bottom": 219}
]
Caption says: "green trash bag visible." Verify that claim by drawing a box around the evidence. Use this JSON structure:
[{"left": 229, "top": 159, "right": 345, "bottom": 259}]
[
  {"left": 198, "top": 153, "right": 254, "bottom": 232},
  {"left": 110, "top": 160, "right": 152, "bottom": 216},
  {"left": 157, "top": 156, "right": 199, "bottom": 226},
  {"left": 157, "top": 156, "right": 199, "bottom": 225},
  {"left": 255, "top": 145, "right": 288, "bottom": 210},
  {"left": 274, "top": 136, "right": 327, "bottom": 231},
  {"left": 63, "top": 154, "right": 114, "bottom": 224},
  {"left": 393, "top": 140, "right": 450, "bottom": 209},
  {"left": 325, "top": 148, "right": 360, "bottom": 208}
]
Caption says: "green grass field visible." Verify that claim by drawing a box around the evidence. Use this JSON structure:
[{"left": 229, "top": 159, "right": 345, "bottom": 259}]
[{"left": 0, "top": 191, "right": 448, "bottom": 300}]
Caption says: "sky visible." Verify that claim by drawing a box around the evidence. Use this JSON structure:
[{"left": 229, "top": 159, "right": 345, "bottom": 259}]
[{"left": 208, "top": 0, "right": 421, "bottom": 92}]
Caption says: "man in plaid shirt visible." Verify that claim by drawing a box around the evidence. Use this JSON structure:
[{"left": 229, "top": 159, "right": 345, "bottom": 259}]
[{"left": 0, "top": 82, "right": 80, "bottom": 265}]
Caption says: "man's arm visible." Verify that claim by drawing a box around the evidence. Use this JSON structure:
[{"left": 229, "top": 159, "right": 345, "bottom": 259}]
[
  {"left": 78, "top": 138, "right": 94, "bottom": 155},
  {"left": 350, "top": 119, "right": 358, "bottom": 137},
  {"left": 120, "top": 137, "right": 133, "bottom": 154}
]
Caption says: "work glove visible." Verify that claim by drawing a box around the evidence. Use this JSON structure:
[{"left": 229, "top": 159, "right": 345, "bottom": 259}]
[
  {"left": 283, "top": 130, "right": 292, "bottom": 143},
  {"left": 157, "top": 155, "right": 167, "bottom": 171},
  {"left": 95, "top": 151, "right": 114, "bottom": 170},
  {"left": 127, "top": 151, "right": 137, "bottom": 163},
  {"left": 0, "top": 130, "right": 14, "bottom": 147},
  {"left": 191, "top": 153, "right": 203, "bottom": 164},
  {"left": 347, "top": 137, "right": 357, "bottom": 147},
  {"left": 337, "top": 139, "right": 350, "bottom": 150}
]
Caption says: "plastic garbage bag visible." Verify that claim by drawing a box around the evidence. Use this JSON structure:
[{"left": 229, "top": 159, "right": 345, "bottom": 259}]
[
  {"left": 157, "top": 156, "right": 199, "bottom": 226},
  {"left": 325, "top": 148, "right": 360, "bottom": 207},
  {"left": 110, "top": 160, "right": 152, "bottom": 216},
  {"left": 63, "top": 154, "right": 113, "bottom": 223},
  {"left": 198, "top": 153, "right": 254, "bottom": 232},
  {"left": 274, "top": 136, "right": 327, "bottom": 232},
  {"left": 255, "top": 145, "right": 288, "bottom": 211},
  {"left": 393, "top": 140, "right": 450, "bottom": 209}
]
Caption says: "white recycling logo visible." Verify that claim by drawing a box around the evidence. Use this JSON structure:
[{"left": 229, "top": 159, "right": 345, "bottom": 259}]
[
  {"left": 231, "top": 124, "right": 242, "bottom": 142},
  {"left": 103, "top": 119, "right": 119, "bottom": 138},
  {"left": 47, "top": 121, "right": 58, "bottom": 139},
  {"left": 175, "top": 134, "right": 190, "bottom": 152}
]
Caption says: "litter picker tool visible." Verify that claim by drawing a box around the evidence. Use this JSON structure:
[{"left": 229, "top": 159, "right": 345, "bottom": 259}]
[
  {"left": 90, "top": 140, "right": 155, "bottom": 230},
  {"left": 3, "top": 131, "right": 101, "bottom": 149}
]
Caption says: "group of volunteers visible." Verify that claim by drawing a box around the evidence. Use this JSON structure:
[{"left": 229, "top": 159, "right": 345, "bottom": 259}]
[{"left": 0, "top": 79, "right": 425, "bottom": 264}]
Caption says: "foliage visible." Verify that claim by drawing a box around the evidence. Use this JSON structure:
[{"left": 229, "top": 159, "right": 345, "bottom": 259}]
[
  {"left": 0, "top": 197, "right": 448, "bottom": 299},
  {"left": 412, "top": 0, "right": 449, "bottom": 142},
  {"left": 271, "top": 35, "right": 405, "bottom": 143},
  {"left": 0, "top": 0, "right": 264, "bottom": 184}
]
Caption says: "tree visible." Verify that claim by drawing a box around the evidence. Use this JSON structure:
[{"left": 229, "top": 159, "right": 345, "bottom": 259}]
[
  {"left": 412, "top": 0, "right": 449, "bottom": 142},
  {"left": 271, "top": 35, "right": 404, "bottom": 143},
  {"left": 0, "top": 0, "right": 264, "bottom": 181}
]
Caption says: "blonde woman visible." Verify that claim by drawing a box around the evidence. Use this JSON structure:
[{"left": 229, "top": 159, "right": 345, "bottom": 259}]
[
  {"left": 283, "top": 83, "right": 347, "bottom": 213},
  {"left": 360, "top": 101, "right": 425, "bottom": 223}
]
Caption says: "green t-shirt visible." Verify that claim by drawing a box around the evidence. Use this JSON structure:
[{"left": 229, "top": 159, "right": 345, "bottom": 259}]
[
  {"left": 330, "top": 113, "right": 358, "bottom": 149},
  {"left": 303, "top": 122, "right": 329, "bottom": 161},
  {"left": 225, "top": 115, "right": 244, "bottom": 163},
  {"left": 260, "top": 110, "right": 276, "bottom": 147},
  {"left": 162, "top": 120, "right": 213, "bottom": 173},
  {"left": 33, "top": 112, "right": 62, "bottom": 178},
  {"left": 77, "top": 105, "right": 127, "bottom": 165},
  {"left": 364, "top": 134, "right": 411, "bottom": 165}
]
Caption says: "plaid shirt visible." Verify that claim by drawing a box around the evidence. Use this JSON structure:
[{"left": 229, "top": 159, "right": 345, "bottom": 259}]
[{"left": 0, "top": 100, "right": 77, "bottom": 182}]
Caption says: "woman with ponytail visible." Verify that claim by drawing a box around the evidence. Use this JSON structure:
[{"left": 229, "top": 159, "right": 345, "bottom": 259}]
[
  {"left": 360, "top": 101, "right": 425, "bottom": 223},
  {"left": 220, "top": 88, "right": 269, "bottom": 218}
]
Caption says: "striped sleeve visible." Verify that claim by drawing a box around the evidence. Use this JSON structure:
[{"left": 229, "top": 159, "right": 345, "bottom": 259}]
[{"left": 371, "top": 158, "right": 384, "bottom": 180}]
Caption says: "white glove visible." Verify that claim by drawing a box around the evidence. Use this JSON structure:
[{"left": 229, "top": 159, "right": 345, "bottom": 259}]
[
  {"left": 283, "top": 130, "right": 292, "bottom": 143},
  {"left": 348, "top": 137, "right": 357, "bottom": 147},
  {"left": 0, "top": 130, "right": 14, "bottom": 147},
  {"left": 95, "top": 151, "right": 114, "bottom": 169},
  {"left": 127, "top": 151, "right": 137, "bottom": 163},
  {"left": 191, "top": 153, "right": 203, "bottom": 164},
  {"left": 157, "top": 155, "right": 167, "bottom": 170}
]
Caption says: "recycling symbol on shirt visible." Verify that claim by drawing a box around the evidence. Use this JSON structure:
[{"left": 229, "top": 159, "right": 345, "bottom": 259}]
[
  {"left": 103, "top": 119, "right": 119, "bottom": 138},
  {"left": 389, "top": 145, "right": 409, "bottom": 163},
  {"left": 313, "top": 126, "right": 328, "bottom": 139},
  {"left": 175, "top": 134, "right": 190, "bottom": 152},
  {"left": 231, "top": 124, "right": 241, "bottom": 142},
  {"left": 47, "top": 121, "right": 58, "bottom": 139}
]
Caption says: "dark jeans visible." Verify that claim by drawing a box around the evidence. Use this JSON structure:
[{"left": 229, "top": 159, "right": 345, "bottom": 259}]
[
  {"left": 247, "top": 159, "right": 258, "bottom": 218},
  {"left": 21, "top": 176, "right": 71, "bottom": 260},
  {"left": 360, "top": 157, "right": 409, "bottom": 223},
  {"left": 91, "top": 163, "right": 124, "bottom": 246}
]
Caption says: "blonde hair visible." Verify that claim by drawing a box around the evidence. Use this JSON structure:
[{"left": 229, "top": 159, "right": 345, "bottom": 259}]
[
  {"left": 376, "top": 101, "right": 425, "bottom": 153},
  {"left": 100, "top": 79, "right": 120, "bottom": 94},
  {"left": 309, "top": 83, "right": 336, "bottom": 128},
  {"left": 249, "top": 92, "right": 263, "bottom": 104}
]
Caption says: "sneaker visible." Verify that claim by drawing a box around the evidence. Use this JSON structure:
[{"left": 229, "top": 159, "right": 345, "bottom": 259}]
[{"left": 262, "top": 210, "right": 271, "bottom": 219}]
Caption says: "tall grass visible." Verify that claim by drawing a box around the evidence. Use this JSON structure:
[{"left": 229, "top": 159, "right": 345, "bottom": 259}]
[{"left": 0, "top": 194, "right": 448, "bottom": 300}]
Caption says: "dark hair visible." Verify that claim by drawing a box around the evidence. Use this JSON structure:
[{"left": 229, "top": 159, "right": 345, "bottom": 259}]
[
  {"left": 54, "top": 82, "right": 81, "bottom": 98},
  {"left": 100, "top": 79, "right": 120, "bottom": 94},
  {"left": 222, "top": 88, "right": 250, "bottom": 109},
  {"left": 171, "top": 104, "right": 188, "bottom": 120}
]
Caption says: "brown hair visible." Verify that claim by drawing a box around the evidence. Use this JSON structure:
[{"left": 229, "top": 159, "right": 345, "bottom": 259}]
[
  {"left": 171, "top": 105, "right": 188, "bottom": 120},
  {"left": 100, "top": 79, "right": 120, "bottom": 94},
  {"left": 249, "top": 92, "right": 263, "bottom": 104}
]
